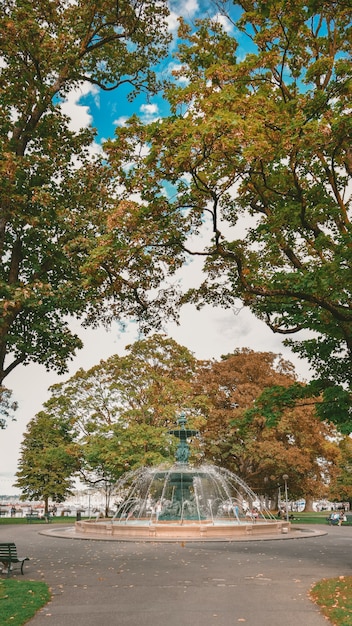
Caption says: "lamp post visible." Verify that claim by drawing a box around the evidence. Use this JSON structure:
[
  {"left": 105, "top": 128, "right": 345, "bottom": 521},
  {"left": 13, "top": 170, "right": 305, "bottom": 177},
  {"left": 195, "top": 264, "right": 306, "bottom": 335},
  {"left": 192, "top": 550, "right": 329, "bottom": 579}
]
[
  {"left": 264, "top": 476, "right": 268, "bottom": 509},
  {"left": 282, "top": 474, "right": 289, "bottom": 522},
  {"left": 277, "top": 484, "right": 281, "bottom": 511},
  {"left": 87, "top": 488, "right": 94, "bottom": 518}
]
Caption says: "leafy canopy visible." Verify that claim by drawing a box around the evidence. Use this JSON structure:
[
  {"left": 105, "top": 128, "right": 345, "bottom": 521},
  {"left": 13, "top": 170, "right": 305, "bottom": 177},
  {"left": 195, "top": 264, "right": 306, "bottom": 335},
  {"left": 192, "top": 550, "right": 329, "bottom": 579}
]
[
  {"left": 14, "top": 410, "right": 80, "bottom": 511},
  {"left": 195, "top": 348, "right": 341, "bottom": 504},
  {"left": 21, "top": 336, "right": 345, "bottom": 507},
  {"left": 105, "top": 0, "right": 352, "bottom": 421},
  {"left": 0, "top": 0, "right": 170, "bottom": 396},
  {"left": 41, "top": 334, "right": 205, "bottom": 490}
]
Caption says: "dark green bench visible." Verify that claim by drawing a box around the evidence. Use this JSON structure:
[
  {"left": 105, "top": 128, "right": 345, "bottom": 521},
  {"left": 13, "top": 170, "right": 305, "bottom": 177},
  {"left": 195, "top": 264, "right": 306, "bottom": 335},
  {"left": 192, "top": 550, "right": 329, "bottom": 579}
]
[
  {"left": 0, "top": 543, "right": 29, "bottom": 577},
  {"left": 26, "top": 513, "right": 51, "bottom": 523}
]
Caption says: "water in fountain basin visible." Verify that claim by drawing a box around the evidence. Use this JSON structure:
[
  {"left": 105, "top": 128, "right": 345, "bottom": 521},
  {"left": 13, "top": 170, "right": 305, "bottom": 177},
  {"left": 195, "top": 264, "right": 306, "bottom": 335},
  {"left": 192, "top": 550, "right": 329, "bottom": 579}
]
[{"left": 112, "top": 463, "right": 275, "bottom": 525}]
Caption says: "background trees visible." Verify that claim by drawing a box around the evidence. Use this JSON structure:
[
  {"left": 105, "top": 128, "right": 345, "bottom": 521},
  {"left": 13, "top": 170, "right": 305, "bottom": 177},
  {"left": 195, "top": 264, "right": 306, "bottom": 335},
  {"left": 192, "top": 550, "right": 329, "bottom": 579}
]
[
  {"left": 16, "top": 337, "right": 347, "bottom": 511},
  {"left": 44, "top": 334, "right": 202, "bottom": 434},
  {"left": 33, "top": 335, "right": 204, "bottom": 508},
  {"left": 106, "top": 0, "right": 351, "bottom": 424},
  {"left": 14, "top": 411, "right": 80, "bottom": 513},
  {"left": 2, "top": 2, "right": 350, "bottom": 432},
  {"left": 328, "top": 436, "right": 352, "bottom": 509},
  {"left": 195, "top": 349, "right": 340, "bottom": 510},
  {"left": 0, "top": 0, "right": 170, "bottom": 394}
]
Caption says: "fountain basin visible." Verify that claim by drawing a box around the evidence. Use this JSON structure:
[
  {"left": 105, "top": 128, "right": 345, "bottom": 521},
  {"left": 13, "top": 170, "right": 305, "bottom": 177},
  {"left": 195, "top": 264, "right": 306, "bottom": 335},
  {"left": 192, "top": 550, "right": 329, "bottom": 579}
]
[{"left": 75, "top": 518, "right": 290, "bottom": 540}]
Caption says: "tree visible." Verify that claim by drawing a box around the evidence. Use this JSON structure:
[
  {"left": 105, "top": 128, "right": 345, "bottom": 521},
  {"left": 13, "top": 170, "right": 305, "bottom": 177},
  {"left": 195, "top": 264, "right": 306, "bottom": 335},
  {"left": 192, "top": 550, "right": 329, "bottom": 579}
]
[
  {"left": 194, "top": 349, "right": 296, "bottom": 469},
  {"left": 105, "top": 1, "right": 351, "bottom": 422},
  {"left": 14, "top": 411, "right": 80, "bottom": 513},
  {"left": 194, "top": 349, "right": 340, "bottom": 510},
  {"left": 45, "top": 334, "right": 203, "bottom": 434},
  {"left": 0, "top": 0, "right": 170, "bottom": 391},
  {"left": 80, "top": 422, "right": 173, "bottom": 516},
  {"left": 328, "top": 436, "right": 352, "bottom": 508},
  {"left": 40, "top": 334, "right": 205, "bottom": 501},
  {"left": 20, "top": 337, "right": 342, "bottom": 511}
]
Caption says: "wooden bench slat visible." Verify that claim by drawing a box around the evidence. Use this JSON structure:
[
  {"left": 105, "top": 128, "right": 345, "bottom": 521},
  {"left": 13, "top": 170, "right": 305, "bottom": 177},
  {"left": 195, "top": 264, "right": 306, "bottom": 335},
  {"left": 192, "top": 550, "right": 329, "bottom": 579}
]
[{"left": 0, "top": 542, "right": 29, "bottom": 577}]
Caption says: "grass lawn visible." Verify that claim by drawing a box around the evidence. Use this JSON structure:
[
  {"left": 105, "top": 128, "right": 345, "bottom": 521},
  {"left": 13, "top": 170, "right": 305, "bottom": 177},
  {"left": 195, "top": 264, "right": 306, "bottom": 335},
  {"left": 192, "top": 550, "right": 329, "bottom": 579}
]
[
  {"left": 0, "top": 578, "right": 50, "bottom": 626},
  {"left": 310, "top": 576, "right": 352, "bottom": 626},
  {"left": 290, "top": 511, "right": 332, "bottom": 525},
  {"left": 0, "top": 511, "right": 338, "bottom": 525},
  {"left": 0, "top": 516, "right": 79, "bottom": 525}
]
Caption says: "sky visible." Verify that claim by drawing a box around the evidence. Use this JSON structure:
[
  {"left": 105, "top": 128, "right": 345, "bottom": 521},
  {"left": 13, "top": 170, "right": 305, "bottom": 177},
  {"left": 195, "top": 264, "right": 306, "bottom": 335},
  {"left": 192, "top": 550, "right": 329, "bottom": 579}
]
[{"left": 0, "top": 0, "right": 314, "bottom": 495}]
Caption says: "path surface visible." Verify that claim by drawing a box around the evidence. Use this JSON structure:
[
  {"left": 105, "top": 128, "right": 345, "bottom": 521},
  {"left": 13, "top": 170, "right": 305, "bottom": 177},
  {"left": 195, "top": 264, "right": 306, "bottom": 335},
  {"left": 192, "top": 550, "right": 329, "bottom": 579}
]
[{"left": 1, "top": 523, "right": 350, "bottom": 626}]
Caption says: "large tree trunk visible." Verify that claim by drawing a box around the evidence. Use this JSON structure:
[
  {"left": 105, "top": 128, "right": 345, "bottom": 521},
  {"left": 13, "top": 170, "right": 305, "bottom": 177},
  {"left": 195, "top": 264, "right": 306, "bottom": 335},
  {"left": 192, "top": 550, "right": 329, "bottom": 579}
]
[
  {"left": 303, "top": 496, "right": 314, "bottom": 512},
  {"left": 271, "top": 491, "right": 279, "bottom": 511}
]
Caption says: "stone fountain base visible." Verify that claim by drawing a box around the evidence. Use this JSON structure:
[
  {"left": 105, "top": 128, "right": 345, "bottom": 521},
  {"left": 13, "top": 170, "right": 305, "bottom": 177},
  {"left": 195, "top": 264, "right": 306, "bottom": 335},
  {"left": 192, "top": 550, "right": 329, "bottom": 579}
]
[{"left": 75, "top": 518, "right": 291, "bottom": 541}]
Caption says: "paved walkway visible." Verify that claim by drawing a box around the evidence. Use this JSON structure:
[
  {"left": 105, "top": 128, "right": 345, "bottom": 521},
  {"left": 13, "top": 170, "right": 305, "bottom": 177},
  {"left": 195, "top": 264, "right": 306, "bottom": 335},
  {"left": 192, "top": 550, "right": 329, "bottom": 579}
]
[{"left": 1, "top": 522, "right": 350, "bottom": 626}]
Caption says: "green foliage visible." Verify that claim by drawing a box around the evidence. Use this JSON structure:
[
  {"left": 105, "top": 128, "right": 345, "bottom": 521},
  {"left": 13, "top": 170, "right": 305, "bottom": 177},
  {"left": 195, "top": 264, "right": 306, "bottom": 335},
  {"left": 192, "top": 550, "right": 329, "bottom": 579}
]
[
  {"left": 82, "top": 423, "right": 174, "bottom": 485},
  {"left": 46, "top": 334, "right": 201, "bottom": 430},
  {"left": 315, "top": 385, "right": 352, "bottom": 435},
  {"left": 244, "top": 383, "right": 310, "bottom": 428},
  {"left": 0, "top": 579, "right": 50, "bottom": 626},
  {"left": 244, "top": 378, "right": 352, "bottom": 438},
  {"left": 106, "top": 0, "right": 352, "bottom": 423},
  {"left": 0, "top": 0, "right": 170, "bottom": 387},
  {"left": 15, "top": 336, "right": 346, "bottom": 506},
  {"left": 14, "top": 411, "right": 80, "bottom": 510},
  {"left": 0, "top": 386, "right": 17, "bottom": 429},
  {"left": 328, "top": 436, "right": 352, "bottom": 502},
  {"left": 36, "top": 334, "right": 203, "bottom": 502}
]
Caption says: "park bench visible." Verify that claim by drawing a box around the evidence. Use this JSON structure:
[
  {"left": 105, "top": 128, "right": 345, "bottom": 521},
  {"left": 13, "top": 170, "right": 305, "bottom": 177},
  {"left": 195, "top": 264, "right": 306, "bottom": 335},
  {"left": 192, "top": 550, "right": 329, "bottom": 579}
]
[
  {"left": 326, "top": 512, "right": 352, "bottom": 525},
  {"left": 26, "top": 513, "right": 51, "bottom": 523},
  {"left": 0, "top": 543, "right": 29, "bottom": 577}
]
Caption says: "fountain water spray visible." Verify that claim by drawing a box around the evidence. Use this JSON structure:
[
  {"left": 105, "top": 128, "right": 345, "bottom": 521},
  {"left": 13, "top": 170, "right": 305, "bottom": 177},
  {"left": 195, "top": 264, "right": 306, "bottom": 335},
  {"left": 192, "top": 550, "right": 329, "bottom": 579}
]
[{"left": 75, "top": 414, "right": 290, "bottom": 540}]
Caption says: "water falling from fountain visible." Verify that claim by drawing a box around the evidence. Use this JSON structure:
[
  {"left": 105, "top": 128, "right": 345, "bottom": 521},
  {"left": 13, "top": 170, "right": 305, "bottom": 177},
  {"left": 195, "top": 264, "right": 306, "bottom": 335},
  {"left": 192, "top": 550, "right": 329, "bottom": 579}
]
[{"left": 75, "top": 413, "right": 290, "bottom": 540}]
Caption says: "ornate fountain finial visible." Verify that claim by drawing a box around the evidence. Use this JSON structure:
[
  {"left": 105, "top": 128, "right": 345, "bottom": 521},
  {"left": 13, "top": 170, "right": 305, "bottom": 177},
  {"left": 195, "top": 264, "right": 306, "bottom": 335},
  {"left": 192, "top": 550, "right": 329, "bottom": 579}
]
[{"left": 168, "top": 412, "right": 198, "bottom": 465}]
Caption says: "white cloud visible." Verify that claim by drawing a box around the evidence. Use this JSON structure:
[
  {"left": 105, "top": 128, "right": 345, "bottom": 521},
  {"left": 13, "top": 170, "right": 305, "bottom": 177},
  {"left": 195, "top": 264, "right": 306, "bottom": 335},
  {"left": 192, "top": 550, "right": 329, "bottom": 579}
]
[
  {"left": 166, "top": 10, "right": 180, "bottom": 35},
  {"left": 58, "top": 81, "right": 103, "bottom": 162},
  {"left": 113, "top": 116, "right": 129, "bottom": 127},
  {"left": 140, "top": 103, "right": 158, "bottom": 115},
  {"left": 212, "top": 12, "right": 235, "bottom": 33},
  {"left": 139, "top": 103, "right": 160, "bottom": 123},
  {"left": 167, "top": 0, "right": 200, "bottom": 34},
  {"left": 113, "top": 104, "right": 160, "bottom": 128},
  {"left": 59, "top": 81, "right": 99, "bottom": 132}
]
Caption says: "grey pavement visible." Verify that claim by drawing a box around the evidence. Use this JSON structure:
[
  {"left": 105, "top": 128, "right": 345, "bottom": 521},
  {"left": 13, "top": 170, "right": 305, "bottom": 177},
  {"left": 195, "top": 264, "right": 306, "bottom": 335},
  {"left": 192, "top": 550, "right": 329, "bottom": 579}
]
[{"left": 1, "top": 522, "right": 350, "bottom": 626}]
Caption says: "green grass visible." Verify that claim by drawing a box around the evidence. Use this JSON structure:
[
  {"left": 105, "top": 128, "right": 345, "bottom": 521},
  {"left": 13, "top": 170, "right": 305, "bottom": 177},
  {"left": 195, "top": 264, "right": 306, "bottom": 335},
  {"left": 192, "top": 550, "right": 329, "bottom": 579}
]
[
  {"left": 0, "top": 578, "right": 51, "bottom": 625},
  {"left": 290, "top": 511, "right": 331, "bottom": 525},
  {"left": 290, "top": 511, "right": 352, "bottom": 525},
  {"left": 0, "top": 511, "right": 343, "bottom": 525},
  {"left": 310, "top": 576, "right": 352, "bottom": 626},
  {"left": 0, "top": 516, "right": 80, "bottom": 525}
]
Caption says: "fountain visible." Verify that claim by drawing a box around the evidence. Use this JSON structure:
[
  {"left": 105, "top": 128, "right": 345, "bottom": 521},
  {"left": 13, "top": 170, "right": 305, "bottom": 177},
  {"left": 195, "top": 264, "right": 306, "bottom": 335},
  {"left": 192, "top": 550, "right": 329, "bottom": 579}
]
[{"left": 75, "top": 414, "right": 290, "bottom": 540}]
